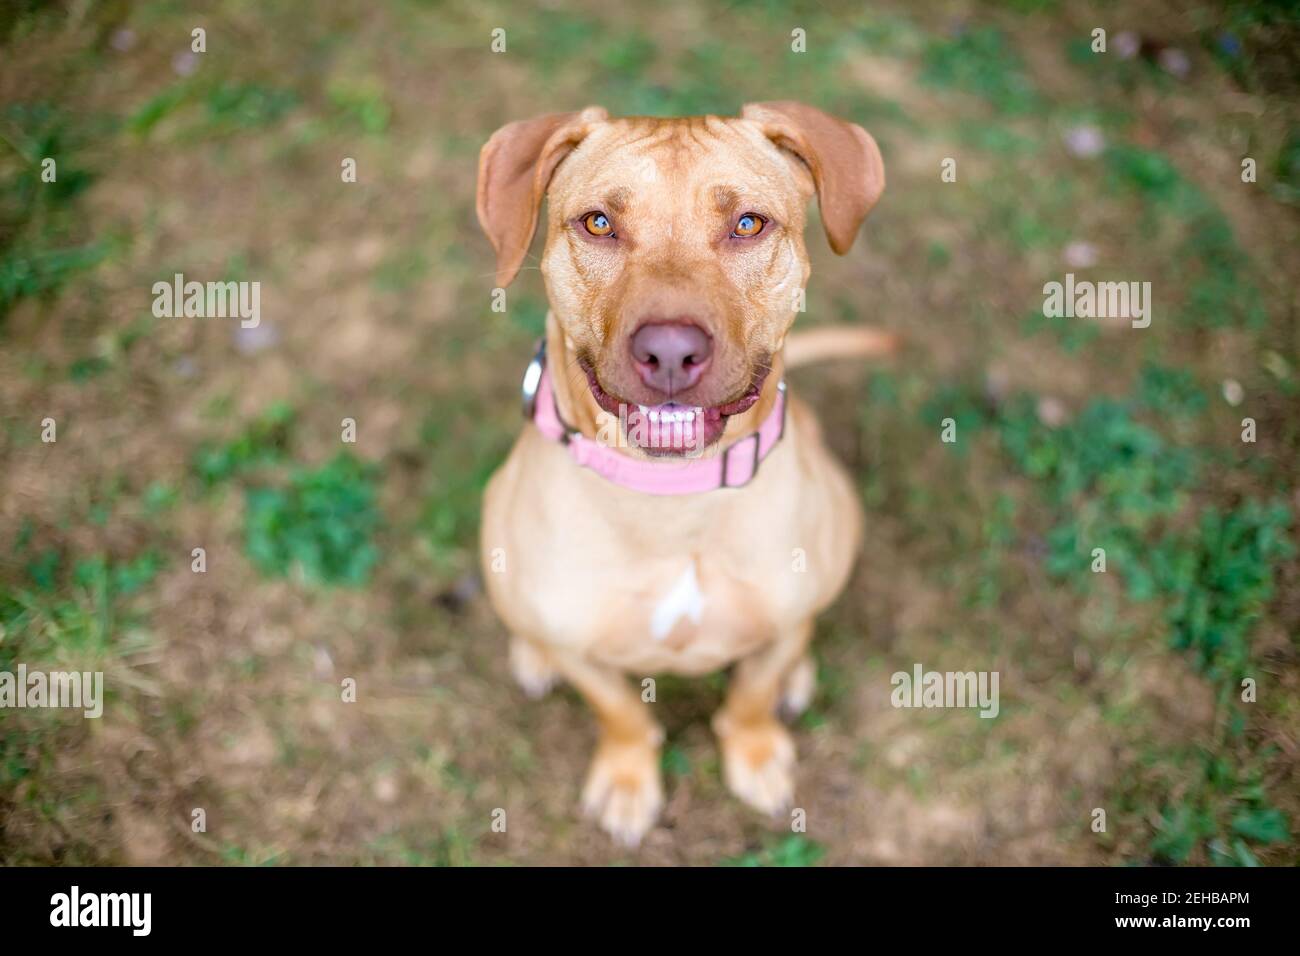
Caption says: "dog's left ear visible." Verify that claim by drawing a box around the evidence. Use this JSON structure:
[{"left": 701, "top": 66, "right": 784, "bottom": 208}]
[
  {"left": 742, "top": 101, "right": 884, "bottom": 255},
  {"left": 477, "top": 106, "right": 608, "bottom": 287}
]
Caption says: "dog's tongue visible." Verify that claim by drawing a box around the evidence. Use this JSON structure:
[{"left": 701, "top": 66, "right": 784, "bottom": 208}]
[{"left": 625, "top": 403, "right": 725, "bottom": 454}]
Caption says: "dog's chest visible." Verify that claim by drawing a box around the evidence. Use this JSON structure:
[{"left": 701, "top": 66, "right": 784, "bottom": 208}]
[{"left": 585, "top": 555, "right": 772, "bottom": 674}]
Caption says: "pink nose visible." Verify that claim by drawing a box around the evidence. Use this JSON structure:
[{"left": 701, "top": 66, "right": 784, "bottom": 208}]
[{"left": 630, "top": 322, "right": 713, "bottom": 394}]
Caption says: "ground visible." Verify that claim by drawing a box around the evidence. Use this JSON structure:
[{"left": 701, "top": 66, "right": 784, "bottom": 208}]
[{"left": 1, "top": 0, "right": 1298, "bottom": 866}]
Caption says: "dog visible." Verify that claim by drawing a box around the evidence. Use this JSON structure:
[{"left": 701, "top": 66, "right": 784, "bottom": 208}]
[{"left": 476, "top": 101, "right": 892, "bottom": 846}]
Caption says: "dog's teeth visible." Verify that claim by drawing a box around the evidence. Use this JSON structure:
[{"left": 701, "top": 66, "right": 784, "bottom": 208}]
[
  {"left": 638, "top": 405, "right": 649, "bottom": 416},
  {"left": 649, "top": 410, "right": 659, "bottom": 423}
]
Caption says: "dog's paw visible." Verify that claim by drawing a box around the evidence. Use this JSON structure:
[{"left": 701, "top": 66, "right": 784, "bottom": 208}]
[
  {"left": 580, "top": 736, "right": 664, "bottom": 847},
  {"left": 716, "top": 717, "right": 796, "bottom": 816},
  {"left": 508, "top": 638, "right": 559, "bottom": 699},
  {"left": 779, "top": 654, "right": 817, "bottom": 719}
]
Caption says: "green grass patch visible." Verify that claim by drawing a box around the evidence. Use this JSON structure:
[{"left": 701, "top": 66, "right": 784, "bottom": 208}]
[
  {"left": 192, "top": 406, "right": 384, "bottom": 585},
  {"left": 1105, "top": 145, "right": 1266, "bottom": 329},
  {"left": 920, "top": 27, "right": 1042, "bottom": 115},
  {"left": 1, "top": 549, "right": 162, "bottom": 671},
  {"left": 722, "top": 834, "right": 825, "bottom": 867},
  {"left": 0, "top": 103, "right": 105, "bottom": 320},
  {"left": 128, "top": 80, "right": 300, "bottom": 140},
  {"left": 1149, "top": 744, "right": 1291, "bottom": 866},
  {"left": 0, "top": 541, "right": 163, "bottom": 843},
  {"left": 192, "top": 401, "right": 296, "bottom": 487},
  {"left": 243, "top": 453, "right": 381, "bottom": 586},
  {"left": 327, "top": 80, "right": 391, "bottom": 136},
  {"left": 1155, "top": 499, "right": 1293, "bottom": 681}
]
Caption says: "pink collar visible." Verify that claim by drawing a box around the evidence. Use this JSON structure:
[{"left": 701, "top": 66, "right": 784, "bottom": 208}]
[{"left": 522, "top": 342, "right": 787, "bottom": 496}]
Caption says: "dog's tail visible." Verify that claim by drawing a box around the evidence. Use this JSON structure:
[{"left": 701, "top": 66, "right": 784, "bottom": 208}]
[{"left": 782, "top": 326, "right": 898, "bottom": 369}]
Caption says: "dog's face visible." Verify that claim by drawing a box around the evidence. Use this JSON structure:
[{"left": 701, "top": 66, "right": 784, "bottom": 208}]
[{"left": 478, "top": 102, "right": 884, "bottom": 455}]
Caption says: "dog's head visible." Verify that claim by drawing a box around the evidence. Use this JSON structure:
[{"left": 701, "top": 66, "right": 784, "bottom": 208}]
[{"left": 477, "top": 102, "right": 884, "bottom": 455}]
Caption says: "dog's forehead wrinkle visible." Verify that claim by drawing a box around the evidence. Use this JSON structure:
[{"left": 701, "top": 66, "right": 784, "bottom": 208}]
[
  {"left": 554, "top": 118, "right": 796, "bottom": 225},
  {"left": 603, "top": 187, "right": 631, "bottom": 214},
  {"left": 712, "top": 185, "right": 739, "bottom": 214}
]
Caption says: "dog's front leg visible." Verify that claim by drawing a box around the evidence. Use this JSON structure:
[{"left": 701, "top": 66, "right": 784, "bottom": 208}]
[
  {"left": 549, "top": 649, "right": 664, "bottom": 847},
  {"left": 713, "top": 619, "right": 814, "bottom": 816}
]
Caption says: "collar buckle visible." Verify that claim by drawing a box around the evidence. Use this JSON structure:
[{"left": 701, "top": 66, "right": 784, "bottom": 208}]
[
  {"left": 521, "top": 338, "right": 547, "bottom": 422},
  {"left": 719, "top": 431, "right": 760, "bottom": 489},
  {"left": 718, "top": 380, "right": 785, "bottom": 490}
]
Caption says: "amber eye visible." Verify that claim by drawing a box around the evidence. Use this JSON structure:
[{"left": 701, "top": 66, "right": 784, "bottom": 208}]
[
  {"left": 732, "top": 213, "right": 766, "bottom": 238},
  {"left": 582, "top": 212, "right": 614, "bottom": 237}
]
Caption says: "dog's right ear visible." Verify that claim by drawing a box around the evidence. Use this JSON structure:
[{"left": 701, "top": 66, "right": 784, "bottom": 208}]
[{"left": 477, "top": 107, "right": 607, "bottom": 288}]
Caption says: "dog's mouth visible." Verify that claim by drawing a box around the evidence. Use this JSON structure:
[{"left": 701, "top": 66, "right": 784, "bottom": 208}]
[{"left": 579, "top": 359, "right": 768, "bottom": 457}]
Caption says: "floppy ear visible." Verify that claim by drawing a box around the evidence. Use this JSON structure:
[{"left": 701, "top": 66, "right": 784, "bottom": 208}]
[
  {"left": 741, "top": 100, "right": 884, "bottom": 255},
  {"left": 476, "top": 106, "right": 608, "bottom": 287}
]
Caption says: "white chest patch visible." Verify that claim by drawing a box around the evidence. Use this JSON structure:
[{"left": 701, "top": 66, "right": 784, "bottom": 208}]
[{"left": 650, "top": 563, "right": 705, "bottom": 640}]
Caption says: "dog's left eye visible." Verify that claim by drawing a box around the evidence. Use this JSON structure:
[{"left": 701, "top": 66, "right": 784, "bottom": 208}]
[
  {"left": 582, "top": 212, "right": 615, "bottom": 237},
  {"left": 732, "top": 214, "right": 766, "bottom": 238}
]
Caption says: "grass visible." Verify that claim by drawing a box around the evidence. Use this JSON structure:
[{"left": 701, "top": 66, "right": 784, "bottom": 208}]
[
  {"left": 722, "top": 834, "right": 826, "bottom": 867},
  {"left": 1, "top": 538, "right": 163, "bottom": 861},
  {"left": 2, "top": 549, "right": 161, "bottom": 671},
  {"left": 0, "top": 0, "right": 1296, "bottom": 866},
  {"left": 921, "top": 26, "right": 1043, "bottom": 115},
  {"left": 243, "top": 453, "right": 381, "bottom": 587},
  {"left": 1105, "top": 144, "right": 1267, "bottom": 330},
  {"left": 193, "top": 401, "right": 296, "bottom": 487},
  {"left": 0, "top": 103, "right": 106, "bottom": 321},
  {"left": 127, "top": 79, "right": 302, "bottom": 140},
  {"left": 925, "top": 354, "right": 1294, "bottom": 863},
  {"left": 192, "top": 404, "right": 383, "bottom": 585}
]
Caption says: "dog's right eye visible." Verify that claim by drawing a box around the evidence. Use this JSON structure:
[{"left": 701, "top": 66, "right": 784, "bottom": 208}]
[
  {"left": 731, "top": 213, "right": 766, "bottom": 238},
  {"left": 582, "top": 212, "right": 615, "bottom": 237}
]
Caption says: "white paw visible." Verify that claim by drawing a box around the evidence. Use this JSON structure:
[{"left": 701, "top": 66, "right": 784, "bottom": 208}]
[
  {"left": 580, "top": 738, "right": 664, "bottom": 848},
  {"left": 717, "top": 717, "right": 796, "bottom": 816}
]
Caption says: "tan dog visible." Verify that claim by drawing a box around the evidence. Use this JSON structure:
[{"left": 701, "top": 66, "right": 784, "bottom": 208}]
[{"left": 476, "top": 102, "right": 890, "bottom": 845}]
